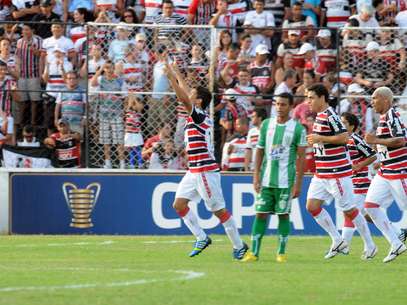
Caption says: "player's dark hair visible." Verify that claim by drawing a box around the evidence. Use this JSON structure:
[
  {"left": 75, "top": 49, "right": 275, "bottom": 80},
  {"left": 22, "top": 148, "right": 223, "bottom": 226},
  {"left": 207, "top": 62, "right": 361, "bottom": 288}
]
[
  {"left": 162, "top": 0, "right": 174, "bottom": 7},
  {"left": 293, "top": 1, "right": 303, "bottom": 7},
  {"left": 23, "top": 125, "right": 34, "bottom": 134},
  {"left": 307, "top": 83, "right": 329, "bottom": 104},
  {"left": 253, "top": 108, "right": 267, "bottom": 121},
  {"left": 196, "top": 86, "right": 212, "bottom": 109},
  {"left": 278, "top": 92, "right": 294, "bottom": 106},
  {"left": 254, "top": 0, "right": 265, "bottom": 4},
  {"left": 341, "top": 112, "right": 359, "bottom": 132}
]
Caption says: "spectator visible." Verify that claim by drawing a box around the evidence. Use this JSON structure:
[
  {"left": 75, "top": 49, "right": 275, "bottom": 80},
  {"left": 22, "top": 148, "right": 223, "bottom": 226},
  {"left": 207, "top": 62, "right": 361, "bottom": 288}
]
[
  {"left": 68, "top": 0, "right": 94, "bottom": 18},
  {"left": 2, "top": 23, "right": 20, "bottom": 53},
  {"left": 68, "top": 8, "right": 89, "bottom": 44},
  {"left": 315, "top": 29, "right": 337, "bottom": 79},
  {"left": 153, "top": 0, "right": 187, "bottom": 42},
  {"left": 124, "top": 0, "right": 145, "bottom": 22},
  {"left": 15, "top": 24, "right": 44, "bottom": 129},
  {"left": 188, "top": 0, "right": 216, "bottom": 25},
  {"left": 173, "top": 0, "right": 192, "bottom": 20},
  {"left": 274, "top": 68, "right": 297, "bottom": 96},
  {"left": 115, "top": 44, "right": 146, "bottom": 93},
  {"left": 11, "top": 0, "right": 40, "bottom": 21},
  {"left": 44, "top": 118, "right": 81, "bottom": 168},
  {"left": 222, "top": 117, "right": 249, "bottom": 171},
  {"left": 338, "top": 83, "right": 373, "bottom": 134},
  {"left": 244, "top": 107, "right": 267, "bottom": 171},
  {"left": 42, "top": 21, "right": 75, "bottom": 64},
  {"left": 124, "top": 94, "right": 144, "bottom": 169},
  {"left": 148, "top": 139, "right": 182, "bottom": 169},
  {"left": 234, "top": 68, "right": 261, "bottom": 117},
  {"left": 249, "top": 44, "right": 274, "bottom": 95},
  {"left": 0, "top": 38, "right": 19, "bottom": 80},
  {"left": 0, "top": 107, "right": 13, "bottom": 147},
  {"left": 144, "top": 0, "right": 162, "bottom": 24},
  {"left": 263, "top": 0, "right": 291, "bottom": 27},
  {"left": 187, "top": 43, "right": 209, "bottom": 87},
  {"left": 17, "top": 124, "right": 40, "bottom": 147},
  {"left": 121, "top": 8, "right": 140, "bottom": 40},
  {"left": 215, "top": 30, "right": 233, "bottom": 68},
  {"left": 90, "top": 60, "right": 126, "bottom": 169},
  {"left": 295, "top": 68, "right": 316, "bottom": 108},
  {"left": 237, "top": 33, "right": 255, "bottom": 67},
  {"left": 321, "top": 0, "right": 356, "bottom": 28},
  {"left": 228, "top": 0, "right": 250, "bottom": 24},
  {"left": 54, "top": 71, "right": 86, "bottom": 136},
  {"left": 298, "top": 42, "right": 316, "bottom": 70},
  {"left": 32, "top": 0, "right": 61, "bottom": 39},
  {"left": 348, "top": 3, "right": 380, "bottom": 37},
  {"left": 80, "top": 43, "right": 105, "bottom": 91},
  {"left": 219, "top": 88, "right": 248, "bottom": 139},
  {"left": 275, "top": 52, "right": 295, "bottom": 86},
  {"left": 276, "top": 30, "right": 303, "bottom": 70},
  {"left": 354, "top": 41, "right": 394, "bottom": 93},
  {"left": 377, "top": 28, "right": 406, "bottom": 72},
  {"left": 0, "top": 1, "right": 12, "bottom": 21},
  {"left": 218, "top": 42, "right": 240, "bottom": 80},
  {"left": 292, "top": 0, "right": 321, "bottom": 26},
  {"left": 243, "top": 0, "right": 275, "bottom": 50},
  {"left": 282, "top": 2, "right": 315, "bottom": 41},
  {"left": 141, "top": 122, "right": 172, "bottom": 161},
  {"left": 108, "top": 24, "right": 131, "bottom": 63},
  {"left": 210, "top": 0, "right": 239, "bottom": 41},
  {"left": 94, "top": 0, "right": 122, "bottom": 23}
]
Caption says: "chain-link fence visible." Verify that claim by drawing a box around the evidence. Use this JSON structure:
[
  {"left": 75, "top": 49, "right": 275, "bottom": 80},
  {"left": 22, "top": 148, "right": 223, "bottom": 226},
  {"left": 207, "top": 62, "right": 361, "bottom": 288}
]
[{"left": 86, "top": 23, "right": 216, "bottom": 169}]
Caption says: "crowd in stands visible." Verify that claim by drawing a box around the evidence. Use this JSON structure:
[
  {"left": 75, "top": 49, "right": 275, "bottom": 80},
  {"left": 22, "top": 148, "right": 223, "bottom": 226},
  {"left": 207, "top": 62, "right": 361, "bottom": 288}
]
[{"left": 0, "top": 0, "right": 406, "bottom": 170}]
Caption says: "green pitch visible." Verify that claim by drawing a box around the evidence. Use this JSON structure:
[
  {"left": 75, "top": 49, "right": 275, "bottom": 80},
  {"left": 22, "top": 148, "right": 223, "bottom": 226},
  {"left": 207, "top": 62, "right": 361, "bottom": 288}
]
[{"left": 0, "top": 235, "right": 406, "bottom": 305}]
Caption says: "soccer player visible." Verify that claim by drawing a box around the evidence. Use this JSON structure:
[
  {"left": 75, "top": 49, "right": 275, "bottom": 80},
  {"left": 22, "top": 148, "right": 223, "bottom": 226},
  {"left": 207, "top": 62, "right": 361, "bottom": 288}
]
[
  {"left": 364, "top": 87, "right": 407, "bottom": 263},
  {"left": 164, "top": 62, "right": 249, "bottom": 260},
  {"left": 340, "top": 112, "right": 377, "bottom": 248},
  {"left": 306, "top": 83, "right": 377, "bottom": 260},
  {"left": 242, "top": 93, "right": 307, "bottom": 263}
]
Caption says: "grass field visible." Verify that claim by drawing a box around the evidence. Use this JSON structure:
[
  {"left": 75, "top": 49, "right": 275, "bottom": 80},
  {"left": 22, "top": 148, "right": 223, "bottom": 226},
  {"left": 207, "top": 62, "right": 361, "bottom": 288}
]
[{"left": 0, "top": 235, "right": 406, "bottom": 305}]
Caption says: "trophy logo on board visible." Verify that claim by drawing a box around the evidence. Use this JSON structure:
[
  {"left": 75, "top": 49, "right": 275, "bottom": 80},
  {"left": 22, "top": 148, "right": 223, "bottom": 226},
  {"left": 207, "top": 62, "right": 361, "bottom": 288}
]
[{"left": 62, "top": 182, "right": 101, "bottom": 228}]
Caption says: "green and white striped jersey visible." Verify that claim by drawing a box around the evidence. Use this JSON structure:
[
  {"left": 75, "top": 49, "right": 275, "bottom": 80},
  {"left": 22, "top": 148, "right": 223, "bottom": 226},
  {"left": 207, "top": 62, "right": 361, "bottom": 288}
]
[{"left": 257, "top": 117, "right": 307, "bottom": 188}]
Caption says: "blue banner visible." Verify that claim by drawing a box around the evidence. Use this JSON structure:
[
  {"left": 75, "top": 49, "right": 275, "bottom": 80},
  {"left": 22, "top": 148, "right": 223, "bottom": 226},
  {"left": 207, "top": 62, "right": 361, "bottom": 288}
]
[{"left": 10, "top": 173, "right": 406, "bottom": 235}]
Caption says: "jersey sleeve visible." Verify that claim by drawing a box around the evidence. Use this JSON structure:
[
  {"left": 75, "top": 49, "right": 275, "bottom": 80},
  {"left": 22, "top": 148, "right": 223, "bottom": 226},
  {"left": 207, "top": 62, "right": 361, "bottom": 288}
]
[
  {"left": 388, "top": 109, "right": 407, "bottom": 138},
  {"left": 257, "top": 119, "right": 269, "bottom": 149},
  {"left": 190, "top": 106, "right": 207, "bottom": 124},
  {"left": 327, "top": 112, "right": 347, "bottom": 135},
  {"left": 355, "top": 137, "right": 376, "bottom": 158}
]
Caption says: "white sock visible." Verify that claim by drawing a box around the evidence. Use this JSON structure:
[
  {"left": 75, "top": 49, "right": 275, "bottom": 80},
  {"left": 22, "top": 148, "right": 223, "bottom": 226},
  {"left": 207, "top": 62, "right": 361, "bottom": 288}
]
[
  {"left": 352, "top": 213, "right": 376, "bottom": 250},
  {"left": 341, "top": 227, "right": 355, "bottom": 246},
  {"left": 222, "top": 216, "right": 244, "bottom": 249},
  {"left": 314, "top": 209, "right": 341, "bottom": 243},
  {"left": 390, "top": 222, "right": 402, "bottom": 236},
  {"left": 366, "top": 208, "right": 402, "bottom": 249},
  {"left": 182, "top": 209, "right": 207, "bottom": 241}
]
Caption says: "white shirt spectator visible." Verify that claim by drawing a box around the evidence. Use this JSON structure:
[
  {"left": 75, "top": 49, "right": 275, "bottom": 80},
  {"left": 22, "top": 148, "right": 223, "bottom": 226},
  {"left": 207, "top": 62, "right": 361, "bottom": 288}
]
[
  {"left": 244, "top": 10, "right": 275, "bottom": 49},
  {"left": 43, "top": 36, "right": 74, "bottom": 62},
  {"left": 152, "top": 61, "right": 170, "bottom": 99},
  {"left": 108, "top": 39, "right": 131, "bottom": 63},
  {"left": 17, "top": 138, "right": 40, "bottom": 147}
]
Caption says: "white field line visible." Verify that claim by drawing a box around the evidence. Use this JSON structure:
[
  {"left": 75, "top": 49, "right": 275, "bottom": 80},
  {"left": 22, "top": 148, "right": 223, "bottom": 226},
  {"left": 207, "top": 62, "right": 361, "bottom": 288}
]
[
  {"left": 0, "top": 269, "right": 205, "bottom": 292},
  {"left": 142, "top": 239, "right": 224, "bottom": 244},
  {"left": 0, "top": 240, "right": 115, "bottom": 248}
]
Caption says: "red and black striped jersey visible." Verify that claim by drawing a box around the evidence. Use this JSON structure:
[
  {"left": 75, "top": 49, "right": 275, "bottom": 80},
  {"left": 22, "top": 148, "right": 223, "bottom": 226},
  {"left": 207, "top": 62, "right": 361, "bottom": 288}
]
[
  {"left": 125, "top": 110, "right": 142, "bottom": 134},
  {"left": 184, "top": 106, "right": 219, "bottom": 173},
  {"left": 248, "top": 62, "right": 272, "bottom": 91},
  {"left": 376, "top": 107, "right": 407, "bottom": 179},
  {"left": 313, "top": 106, "right": 352, "bottom": 178},
  {"left": 348, "top": 133, "right": 375, "bottom": 194}
]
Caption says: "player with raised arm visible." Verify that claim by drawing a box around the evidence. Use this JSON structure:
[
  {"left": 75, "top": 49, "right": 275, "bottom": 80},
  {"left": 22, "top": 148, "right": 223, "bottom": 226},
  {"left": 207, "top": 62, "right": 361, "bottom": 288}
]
[
  {"left": 306, "top": 84, "right": 377, "bottom": 260},
  {"left": 242, "top": 93, "right": 307, "bottom": 263},
  {"left": 364, "top": 87, "right": 407, "bottom": 263},
  {"left": 164, "top": 62, "right": 249, "bottom": 260},
  {"left": 340, "top": 112, "right": 377, "bottom": 249}
]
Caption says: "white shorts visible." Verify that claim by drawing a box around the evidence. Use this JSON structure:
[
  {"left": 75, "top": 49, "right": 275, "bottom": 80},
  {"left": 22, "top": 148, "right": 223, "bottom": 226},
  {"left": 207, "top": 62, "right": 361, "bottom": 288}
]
[
  {"left": 365, "top": 174, "right": 407, "bottom": 211},
  {"left": 354, "top": 193, "right": 367, "bottom": 216},
  {"left": 307, "top": 176, "right": 356, "bottom": 211},
  {"left": 175, "top": 171, "right": 226, "bottom": 212},
  {"left": 124, "top": 133, "right": 144, "bottom": 147}
]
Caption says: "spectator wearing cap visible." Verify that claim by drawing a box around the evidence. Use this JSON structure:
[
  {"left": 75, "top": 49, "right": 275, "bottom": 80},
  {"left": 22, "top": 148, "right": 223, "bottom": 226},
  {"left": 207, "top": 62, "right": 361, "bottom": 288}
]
[
  {"left": 153, "top": 0, "right": 187, "bottom": 43},
  {"left": 31, "top": 1, "right": 61, "bottom": 39},
  {"left": 338, "top": 82, "right": 373, "bottom": 134},
  {"left": 315, "top": 29, "right": 337, "bottom": 79},
  {"left": 210, "top": 0, "right": 239, "bottom": 41},
  {"left": 54, "top": 71, "right": 86, "bottom": 136},
  {"left": 11, "top": 0, "right": 40, "bottom": 21},
  {"left": 282, "top": 2, "right": 315, "bottom": 42},
  {"left": 219, "top": 89, "right": 248, "bottom": 139},
  {"left": 15, "top": 23, "right": 45, "bottom": 129},
  {"left": 298, "top": 42, "right": 316, "bottom": 70},
  {"left": 320, "top": 0, "right": 356, "bottom": 28},
  {"left": 108, "top": 23, "right": 131, "bottom": 63},
  {"left": 44, "top": 117, "right": 81, "bottom": 168},
  {"left": 42, "top": 21, "right": 75, "bottom": 65},
  {"left": 243, "top": 0, "right": 275, "bottom": 50},
  {"left": 354, "top": 41, "right": 394, "bottom": 94},
  {"left": 276, "top": 29, "right": 304, "bottom": 70},
  {"left": 249, "top": 44, "right": 274, "bottom": 96}
]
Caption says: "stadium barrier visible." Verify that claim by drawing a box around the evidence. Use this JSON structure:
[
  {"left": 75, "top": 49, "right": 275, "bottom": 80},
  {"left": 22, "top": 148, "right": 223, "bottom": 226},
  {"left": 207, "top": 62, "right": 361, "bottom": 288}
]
[{"left": 1, "top": 168, "right": 406, "bottom": 235}]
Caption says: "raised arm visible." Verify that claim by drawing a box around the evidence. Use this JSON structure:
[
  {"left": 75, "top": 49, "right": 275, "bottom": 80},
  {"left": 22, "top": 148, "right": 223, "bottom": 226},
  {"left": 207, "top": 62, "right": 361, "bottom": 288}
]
[{"left": 165, "top": 62, "right": 192, "bottom": 114}]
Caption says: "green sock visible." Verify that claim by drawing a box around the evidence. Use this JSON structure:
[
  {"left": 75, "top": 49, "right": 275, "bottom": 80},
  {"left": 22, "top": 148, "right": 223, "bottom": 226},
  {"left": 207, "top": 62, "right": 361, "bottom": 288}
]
[
  {"left": 251, "top": 216, "right": 267, "bottom": 257},
  {"left": 277, "top": 216, "right": 290, "bottom": 255}
]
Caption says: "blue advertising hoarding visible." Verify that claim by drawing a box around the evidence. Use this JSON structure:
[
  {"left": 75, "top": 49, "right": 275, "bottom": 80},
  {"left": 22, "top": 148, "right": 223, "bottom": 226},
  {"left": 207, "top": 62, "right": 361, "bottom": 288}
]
[{"left": 10, "top": 172, "right": 407, "bottom": 235}]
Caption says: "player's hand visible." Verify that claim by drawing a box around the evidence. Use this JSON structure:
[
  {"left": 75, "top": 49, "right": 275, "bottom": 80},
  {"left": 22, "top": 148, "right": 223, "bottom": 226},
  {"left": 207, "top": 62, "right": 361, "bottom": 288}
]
[
  {"left": 364, "top": 133, "right": 377, "bottom": 145},
  {"left": 292, "top": 183, "right": 301, "bottom": 198},
  {"left": 253, "top": 174, "right": 261, "bottom": 194},
  {"left": 306, "top": 134, "right": 320, "bottom": 145}
]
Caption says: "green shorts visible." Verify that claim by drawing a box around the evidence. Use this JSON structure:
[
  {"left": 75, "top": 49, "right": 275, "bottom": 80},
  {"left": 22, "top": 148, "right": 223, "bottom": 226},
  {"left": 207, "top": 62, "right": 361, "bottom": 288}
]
[{"left": 255, "top": 187, "right": 292, "bottom": 214}]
